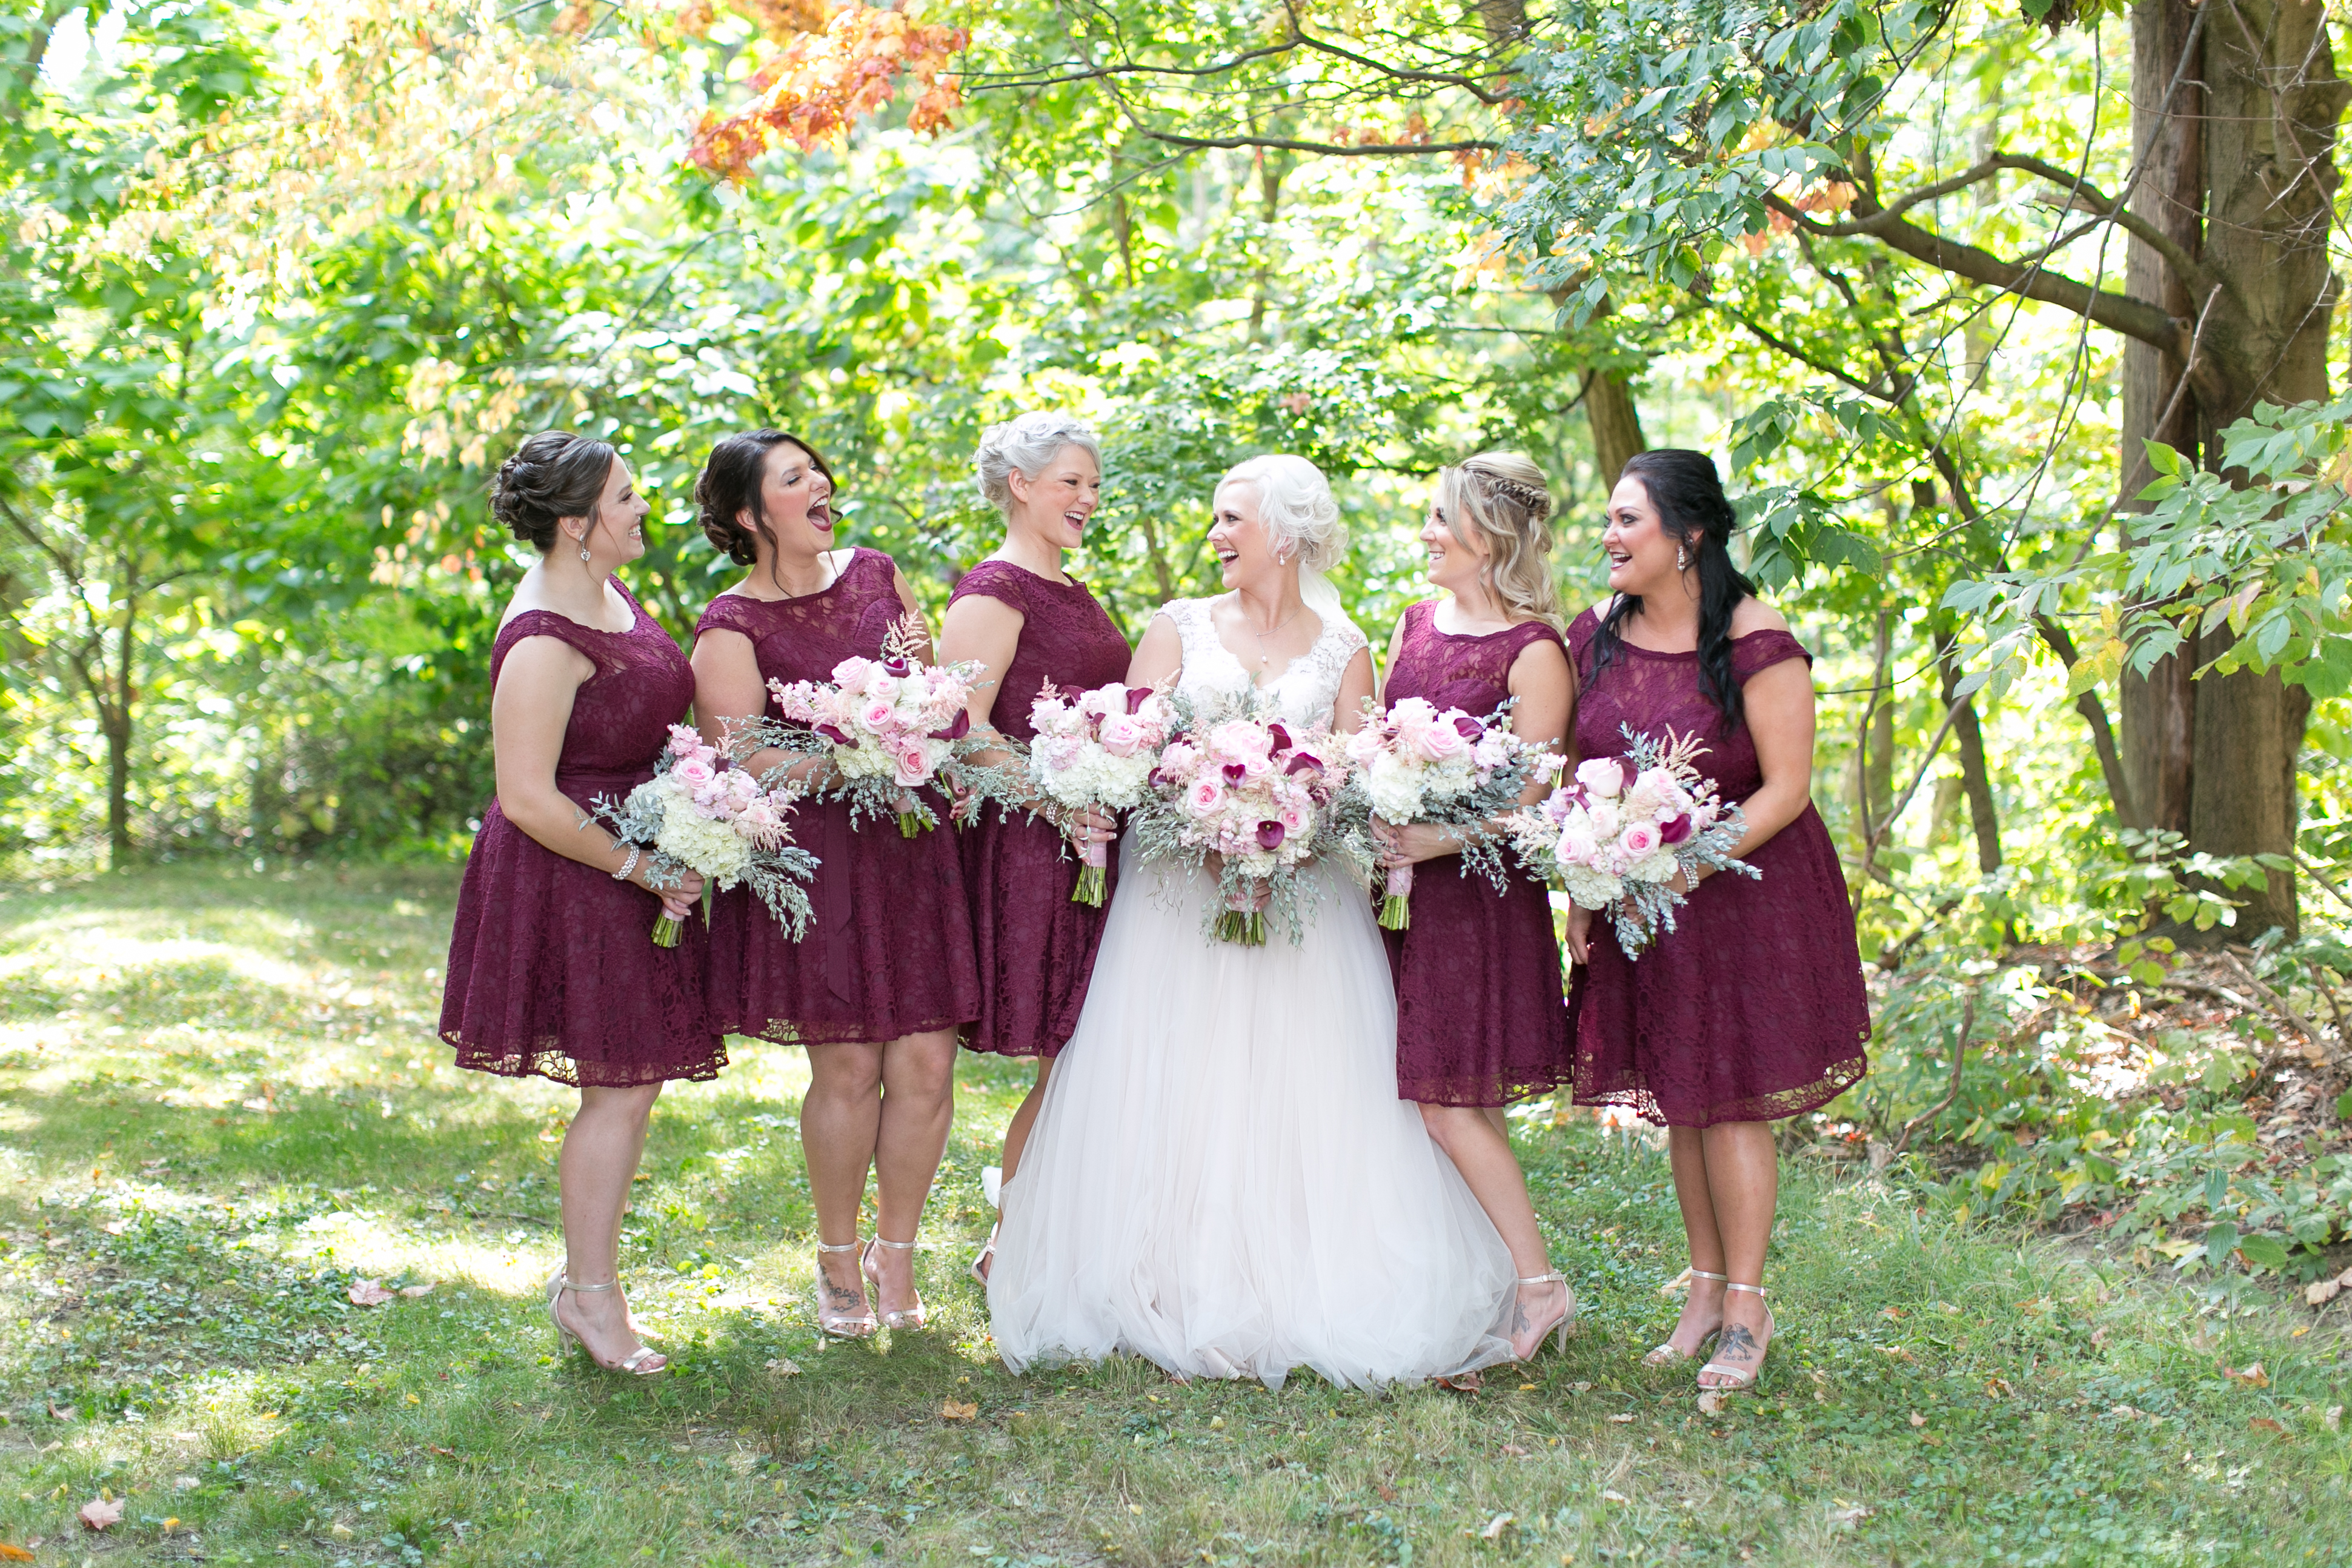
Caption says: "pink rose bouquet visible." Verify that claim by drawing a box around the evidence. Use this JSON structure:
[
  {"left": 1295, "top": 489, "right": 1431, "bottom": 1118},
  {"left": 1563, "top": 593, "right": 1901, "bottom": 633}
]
[
  {"left": 1341, "top": 696, "right": 1549, "bottom": 930},
  {"left": 1128, "top": 695, "right": 1365, "bottom": 945},
  {"left": 593, "top": 725, "right": 819, "bottom": 948},
  {"left": 1026, "top": 681, "right": 1173, "bottom": 905},
  {"left": 763, "top": 613, "right": 984, "bottom": 836},
  {"left": 1504, "top": 723, "right": 1755, "bottom": 956}
]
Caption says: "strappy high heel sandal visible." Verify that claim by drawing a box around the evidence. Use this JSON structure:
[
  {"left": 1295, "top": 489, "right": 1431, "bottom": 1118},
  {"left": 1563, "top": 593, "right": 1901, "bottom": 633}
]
[
  {"left": 1697, "top": 1282, "right": 1775, "bottom": 1392},
  {"left": 814, "top": 1240, "right": 877, "bottom": 1340},
  {"left": 547, "top": 1272, "right": 666, "bottom": 1377},
  {"left": 969, "top": 1223, "right": 998, "bottom": 1287},
  {"left": 1644, "top": 1268, "right": 1727, "bottom": 1366},
  {"left": 1510, "top": 1271, "right": 1578, "bottom": 1361},
  {"left": 863, "top": 1235, "right": 928, "bottom": 1330}
]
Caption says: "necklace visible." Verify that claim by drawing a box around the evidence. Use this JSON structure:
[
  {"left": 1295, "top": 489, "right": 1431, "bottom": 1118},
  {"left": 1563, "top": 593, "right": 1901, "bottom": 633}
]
[{"left": 1247, "top": 603, "right": 1306, "bottom": 666}]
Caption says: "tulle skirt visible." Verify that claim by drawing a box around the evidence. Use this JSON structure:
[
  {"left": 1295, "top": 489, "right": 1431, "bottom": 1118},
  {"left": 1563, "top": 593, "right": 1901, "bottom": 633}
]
[{"left": 986, "top": 832, "right": 1517, "bottom": 1390}]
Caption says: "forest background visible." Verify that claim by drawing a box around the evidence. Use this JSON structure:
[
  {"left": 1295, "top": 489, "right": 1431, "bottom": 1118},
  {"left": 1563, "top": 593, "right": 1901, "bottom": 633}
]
[{"left": 7, "top": 0, "right": 2352, "bottom": 1298}]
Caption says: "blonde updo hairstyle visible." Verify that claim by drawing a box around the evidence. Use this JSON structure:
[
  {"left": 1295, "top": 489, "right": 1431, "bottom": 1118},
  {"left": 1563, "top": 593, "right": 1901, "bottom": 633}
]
[
  {"left": 1217, "top": 454, "right": 1347, "bottom": 574},
  {"left": 1435, "top": 451, "right": 1561, "bottom": 630},
  {"left": 973, "top": 410, "right": 1103, "bottom": 519}
]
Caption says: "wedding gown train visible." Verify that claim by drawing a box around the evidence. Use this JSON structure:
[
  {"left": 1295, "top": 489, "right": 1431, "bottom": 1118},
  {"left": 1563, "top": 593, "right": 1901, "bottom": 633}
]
[{"left": 986, "top": 597, "right": 1517, "bottom": 1390}]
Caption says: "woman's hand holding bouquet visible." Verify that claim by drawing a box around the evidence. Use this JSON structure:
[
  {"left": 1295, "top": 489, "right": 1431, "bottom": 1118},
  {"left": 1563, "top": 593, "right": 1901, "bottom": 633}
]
[
  {"left": 764, "top": 614, "right": 985, "bottom": 837},
  {"left": 1344, "top": 696, "right": 1549, "bottom": 930},
  {"left": 1504, "top": 724, "right": 1756, "bottom": 957},
  {"left": 593, "top": 725, "right": 820, "bottom": 948},
  {"left": 1024, "top": 681, "right": 1172, "bottom": 905}
]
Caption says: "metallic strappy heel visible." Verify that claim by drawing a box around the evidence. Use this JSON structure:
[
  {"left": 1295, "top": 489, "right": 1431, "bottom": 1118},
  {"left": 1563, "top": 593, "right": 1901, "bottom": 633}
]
[
  {"left": 1645, "top": 1267, "right": 1727, "bottom": 1366},
  {"left": 863, "top": 1235, "right": 928, "bottom": 1330},
  {"left": 814, "top": 1240, "right": 877, "bottom": 1339},
  {"left": 1697, "top": 1282, "right": 1775, "bottom": 1392},
  {"left": 547, "top": 1271, "right": 666, "bottom": 1377},
  {"left": 1512, "top": 1271, "right": 1578, "bottom": 1360}
]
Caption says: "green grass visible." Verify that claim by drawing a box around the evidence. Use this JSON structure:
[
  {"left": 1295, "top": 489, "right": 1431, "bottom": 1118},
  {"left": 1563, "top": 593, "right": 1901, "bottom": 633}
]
[{"left": 0, "top": 863, "right": 2346, "bottom": 1567}]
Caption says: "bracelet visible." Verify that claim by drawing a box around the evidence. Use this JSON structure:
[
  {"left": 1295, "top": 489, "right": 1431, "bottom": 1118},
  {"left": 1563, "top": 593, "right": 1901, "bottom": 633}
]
[{"left": 613, "top": 845, "right": 642, "bottom": 882}]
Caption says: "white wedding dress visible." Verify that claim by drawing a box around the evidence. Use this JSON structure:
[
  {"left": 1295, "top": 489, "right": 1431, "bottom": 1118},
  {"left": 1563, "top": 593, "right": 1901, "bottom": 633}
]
[{"left": 986, "top": 597, "right": 1517, "bottom": 1390}]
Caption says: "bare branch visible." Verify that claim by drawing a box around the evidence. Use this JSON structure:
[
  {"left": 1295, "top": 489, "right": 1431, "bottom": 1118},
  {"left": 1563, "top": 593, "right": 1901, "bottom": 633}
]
[{"left": 1141, "top": 128, "right": 1497, "bottom": 156}]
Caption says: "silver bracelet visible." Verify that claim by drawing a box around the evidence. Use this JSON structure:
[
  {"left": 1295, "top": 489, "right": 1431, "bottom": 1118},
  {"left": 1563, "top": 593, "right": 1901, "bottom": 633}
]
[{"left": 613, "top": 845, "right": 641, "bottom": 882}]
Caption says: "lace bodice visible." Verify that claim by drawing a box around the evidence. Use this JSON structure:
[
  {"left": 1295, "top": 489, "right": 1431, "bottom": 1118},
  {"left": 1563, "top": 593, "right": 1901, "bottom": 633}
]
[
  {"left": 1383, "top": 599, "right": 1565, "bottom": 721},
  {"left": 949, "top": 559, "right": 1133, "bottom": 740},
  {"left": 490, "top": 583, "right": 694, "bottom": 795},
  {"left": 1160, "top": 596, "right": 1368, "bottom": 729}
]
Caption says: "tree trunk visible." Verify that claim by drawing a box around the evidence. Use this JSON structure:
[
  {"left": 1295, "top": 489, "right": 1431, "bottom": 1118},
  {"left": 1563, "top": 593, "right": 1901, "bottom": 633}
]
[
  {"left": 1581, "top": 367, "right": 1648, "bottom": 491},
  {"left": 2114, "top": 0, "right": 2345, "bottom": 938},
  {"left": 104, "top": 571, "right": 138, "bottom": 871},
  {"left": 1936, "top": 638, "right": 2002, "bottom": 874}
]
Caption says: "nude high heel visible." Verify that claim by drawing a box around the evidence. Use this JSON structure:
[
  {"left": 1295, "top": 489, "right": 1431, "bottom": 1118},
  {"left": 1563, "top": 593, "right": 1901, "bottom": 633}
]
[
  {"left": 863, "top": 1235, "right": 928, "bottom": 1330},
  {"left": 1697, "top": 1282, "right": 1776, "bottom": 1392},
  {"left": 1645, "top": 1268, "right": 1726, "bottom": 1366},
  {"left": 1511, "top": 1271, "right": 1578, "bottom": 1361},
  {"left": 547, "top": 1272, "right": 666, "bottom": 1377},
  {"left": 814, "top": 1240, "right": 877, "bottom": 1339}
]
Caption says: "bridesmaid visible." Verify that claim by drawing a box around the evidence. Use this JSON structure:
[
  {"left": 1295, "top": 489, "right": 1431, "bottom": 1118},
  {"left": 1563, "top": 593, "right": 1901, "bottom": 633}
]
[
  {"left": 1564, "top": 448, "right": 1869, "bottom": 1393},
  {"left": 1372, "top": 452, "right": 1578, "bottom": 1363},
  {"left": 689, "top": 429, "right": 982, "bottom": 1340},
  {"left": 440, "top": 430, "right": 717, "bottom": 1378},
  {"left": 935, "top": 412, "right": 1132, "bottom": 1283}
]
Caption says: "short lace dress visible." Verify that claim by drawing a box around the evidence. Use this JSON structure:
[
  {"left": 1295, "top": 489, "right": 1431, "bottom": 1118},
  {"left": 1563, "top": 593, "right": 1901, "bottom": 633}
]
[
  {"left": 951, "top": 560, "right": 1135, "bottom": 1058},
  {"left": 439, "top": 584, "right": 726, "bottom": 1086},
  {"left": 1381, "top": 600, "right": 1575, "bottom": 1106},
  {"left": 1566, "top": 608, "right": 1869, "bottom": 1127},
  {"left": 694, "top": 548, "right": 983, "bottom": 1045}
]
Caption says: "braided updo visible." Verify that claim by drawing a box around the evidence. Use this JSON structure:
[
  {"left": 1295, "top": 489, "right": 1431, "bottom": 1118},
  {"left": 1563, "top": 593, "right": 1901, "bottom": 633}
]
[
  {"left": 1434, "top": 451, "right": 1561, "bottom": 630},
  {"left": 491, "top": 431, "right": 617, "bottom": 553}
]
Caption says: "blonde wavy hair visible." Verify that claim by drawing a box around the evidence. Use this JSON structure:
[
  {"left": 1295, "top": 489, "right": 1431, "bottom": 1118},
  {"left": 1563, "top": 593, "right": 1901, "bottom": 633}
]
[{"left": 1435, "top": 452, "right": 1560, "bottom": 629}]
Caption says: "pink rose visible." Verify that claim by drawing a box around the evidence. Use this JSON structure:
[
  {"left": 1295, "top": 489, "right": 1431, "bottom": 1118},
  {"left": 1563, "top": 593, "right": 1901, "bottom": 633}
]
[
  {"left": 1186, "top": 777, "right": 1226, "bottom": 817},
  {"left": 1276, "top": 801, "right": 1309, "bottom": 836},
  {"left": 1420, "top": 722, "right": 1469, "bottom": 761},
  {"left": 1619, "top": 821, "right": 1661, "bottom": 859},
  {"left": 1555, "top": 822, "right": 1598, "bottom": 866},
  {"left": 892, "top": 742, "right": 931, "bottom": 787},
  {"left": 673, "top": 755, "right": 717, "bottom": 788},
  {"left": 832, "top": 657, "right": 879, "bottom": 694},
  {"left": 1575, "top": 757, "right": 1626, "bottom": 798},
  {"left": 859, "top": 698, "right": 897, "bottom": 732},
  {"left": 1098, "top": 713, "right": 1146, "bottom": 756}
]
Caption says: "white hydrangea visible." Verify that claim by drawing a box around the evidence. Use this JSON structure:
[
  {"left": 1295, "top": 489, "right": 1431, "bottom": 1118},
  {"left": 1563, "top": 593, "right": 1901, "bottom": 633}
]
[
  {"left": 657, "top": 791, "right": 753, "bottom": 883},
  {"left": 1628, "top": 848, "right": 1681, "bottom": 883},
  {"left": 1366, "top": 751, "right": 1427, "bottom": 822},
  {"left": 1559, "top": 863, "right": 1624, "bottom": 908}
]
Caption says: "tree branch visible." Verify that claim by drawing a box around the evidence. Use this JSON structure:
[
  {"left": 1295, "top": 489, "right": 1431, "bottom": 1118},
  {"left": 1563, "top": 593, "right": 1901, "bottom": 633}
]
[{"left": 1140, "top": 128, "right": 1497, "bottom": 156}]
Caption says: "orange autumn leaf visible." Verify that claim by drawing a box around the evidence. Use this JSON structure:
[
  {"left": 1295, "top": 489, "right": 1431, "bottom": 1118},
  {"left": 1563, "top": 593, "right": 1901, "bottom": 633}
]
[
  {"left": 688, "top": 0, "right": 969, "bottom": 181},
  {"left": 0, "top": 1544, "right": 35, "bottom": 1560},
  {"left": 940, "top": 1398, "right": 978, "bottom": 1421}
]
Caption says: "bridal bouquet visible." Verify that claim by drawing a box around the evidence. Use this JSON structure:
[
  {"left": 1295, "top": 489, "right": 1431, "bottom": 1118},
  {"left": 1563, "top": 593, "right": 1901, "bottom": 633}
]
[
  {"left": 1130, "top": 697, "right": 1364, "bottom": 946},
  {"left": 1026, "top": 680, "right": 1173, "bottom": 905},
  {"left": 1343, "top": 697, "right": 1549, "bottom": 931},
  {"left": 592, "top": 725, "right": 819, "bottom": 948},
  {"left": 1504, "top": 724, "right": 1755, "bottom": 956},
  {"left": 764, "top": 614, "right": 981, "bottom": 836}
]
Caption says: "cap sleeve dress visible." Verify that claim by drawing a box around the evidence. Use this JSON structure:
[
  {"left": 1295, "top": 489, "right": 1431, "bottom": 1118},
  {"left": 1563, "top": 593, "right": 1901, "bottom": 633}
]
[
  {"left": 950, "top": 559, "right": 1135, "bottom": 1058},
  {"left": 694, "top": 548, "right": 983, "bottom": 1045},
  {"left": 439, "top": 584, "right": 726, "bottom": 1085},
  {"left": 1381, "top": 600, "right": 1575, "bottom": 1106},
  {"left": 1564, "top": 608, "right": 1869, "bottom": 1127}
]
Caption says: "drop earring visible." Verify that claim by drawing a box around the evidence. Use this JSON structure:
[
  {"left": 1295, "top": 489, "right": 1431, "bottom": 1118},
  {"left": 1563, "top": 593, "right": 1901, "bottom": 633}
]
[
  {"left": 1676, "top": 544, "right": 1688, "bottom": 571},
  {"left": 578, "top": 539, "right": 591, "bottom": 562}
]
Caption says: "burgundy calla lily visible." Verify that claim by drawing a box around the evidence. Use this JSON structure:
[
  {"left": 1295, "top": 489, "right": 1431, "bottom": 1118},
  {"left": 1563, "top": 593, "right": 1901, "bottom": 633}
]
[
  {"left": 929, "top": 709, "right": 971, "bottom": 742},
  {"left": 1125, "top": 687, "right": 1151, "bottom": 715},
  {"left": 1267, "top": 723, "right": 1293, "bottom": 754},
  {"left": 815, "top": 723, "right": 852, "bottom": 746},
  {"left": 1255, "top": 820, "right": 1286, "bottom": 851},
  {"left": 1222, "top": 762, "right": 1248, "bottom": 785},
  {"left": 1284, "top": 752, "right": 1323, "bottom": 776},
  {"left": 1659, "top": 812, "right": 1693, "bottom": 845},
  {"left": 1453, "top": 715, "right": 1484, "bottom": 739},
  {"left": 881, "top": 657, "right": 910, "bottom": 677}
]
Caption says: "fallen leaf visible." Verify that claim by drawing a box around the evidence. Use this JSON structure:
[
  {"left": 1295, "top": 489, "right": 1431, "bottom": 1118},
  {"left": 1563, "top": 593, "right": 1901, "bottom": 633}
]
[
  {"left": 1878, "top": 1344, "right": 1917, "bottom": 1363},
  {"left": 1570, "top": 1381, "right": 1593, "bottom": 1394},
  {"left": 1501, "top": 1443, "right": 1529, "bottom": 1457},
  {"left": 347, "top": 1278, "right": 394, "bottom": 1307},
  {"left": 2339, "top": 1267, "right": 2352, "bottom": 1288},
  {"left": 1127, "top": 1504, "right": 1143, "bottom": 1515},
  {"left": 2224, "top": 1362, "right": 2270, "bottom": 1389},
  {"left": 2090, "top": 1326, "right": 2109, "bottom": 1347},
  {"left": 78, "top": 1497, "right": 123, "bottom": 1532},
  {"left": 1881, "top": 1307, "right": 1905, "bottom": 1321},
  {"left": 1607, "top": 1412, "right": 1635, "bottom": 1423},
  {"left": 1985, "top": 1377, "right": 2015, "bottom": 1399},
  {"left": 1697, "top": 1389, "right": 1729, "bottom": 1417},
  {"left": 1600, "top": 1489, "right": 1630, "bottom": 1504},
  {"left": 2327, "top": 1406, "right": 2344, "bottom": 1432},
  {"left": 940, "top": 1399, "right": 977, "bottom": 1421},
  {"left": 1375, "top": 1482, "right": 1398, "bottom": 1502},
  {"left": 161, "top": 1517, "right": 179, "bottom": 1533},
  {"left": 1479, "top": 1512, "right": 1515, "bottom": 1540},
  {"left": 430, "top": 1447, "right": 456, "bottom": 1458},
  {"left": 2109, "top": 1405, "right": 2142, "bottom": 1420},
  {"left": 0, "top": 1544, "right": 35, "bottom": 1561},
  {"left": 2307, "top": 1278, "right": 2342, "bottom": 1307},
  {"left": 764, "top": 1358, "right": 802, "bottom": 1377},
  {"left": 1827, "top": 1504, "right": 1872, "bottom": 1527},
  {"left": 2251, "top": 1417, "right": 2287, "bottom": 1435},
  {"left": 45, "top": 1402, "right": 76, "bottom": 1422},
  {"left": 1909, "top": 1412, "right": 1927, "bottom": 1428},
  {"left": 1518, "top": 1383, "right": 1538, "bottom": 1392},
  {"left": 398, "top": 1283, "right": 435, "bottom": 1298}
]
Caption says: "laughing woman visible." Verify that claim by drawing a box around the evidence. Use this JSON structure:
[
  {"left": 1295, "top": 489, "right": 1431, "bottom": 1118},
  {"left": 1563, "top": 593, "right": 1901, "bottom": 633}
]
[
  {"left": 689, "top": 430, "right": 982, "bottom": 1340},
  {"left": 935, "top": 413, "right": 1132, "bottom": 1283},
  {"left": 440, "top": 431, "right": 717, "bottom": 1379},
  {"left": 1564, "top": 449, "right": 1869, "bottom": 1394},
  {"left": 1373, "top": 452, "right": 1579, "bottom": 1364}
]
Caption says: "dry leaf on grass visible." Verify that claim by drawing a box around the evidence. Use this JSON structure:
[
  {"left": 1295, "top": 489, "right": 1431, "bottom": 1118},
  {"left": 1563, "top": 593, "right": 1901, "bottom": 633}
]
[
  {"left": 2327, "top": 1406, "right": 2344, "bottom": 1432},
  {"left": 1697, "top": 1389, "right": 1729, "bottom": 1416},
  {"left": 78, "top": 1497, "right": 124, "bottom": 1532},
  {"left": 399, "top": 1283, "right": 435, "bottom": 1298},
  {"left": 1600, "top": 1489, "right": 1630, "bottom": 1504},
  {"left": 765, "top": 1358, "right": 803, "bottom": 1377},
  {"left": 2250, "top": 1417, "right": 2288, "bottom": 1435},
  {"left": 1827, "top": 1504, "right": 1872, "bottom": 1528},
  {"left": 347, "top": 1278, "right": 394, "bottom": 1307},
  {"left": 0, "top": 1543, "right": 35, "bottom": 1561},
  {"left": 1985, "top": 1377, "right": 2015, "bottom": 1399},
  {"left": 1909, "top": 1412, "right": 1928, "bottom": 1427},
  {"left": 2223, "top": 1362, "right": 2270, "bottom": 1388},
  {"left": 2307, "top": 1278, "right": 2342, "bottom": 1307},
  {"left": 1501, "top": 1443, "right": 1529, "bottom": 1457},
  {"left": 1478, "top": 1513, "right": 1515, "bottom": 1540},
  {"left": 1607, "top": 1412, "right": 1635, "bottom": 1423},
  {"left": 940, "top": 1399, "right": 977, "bottom": 1421}
]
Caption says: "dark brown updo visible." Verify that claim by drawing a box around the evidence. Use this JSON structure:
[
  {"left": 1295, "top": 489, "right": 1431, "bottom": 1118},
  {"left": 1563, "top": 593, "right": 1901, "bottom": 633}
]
[
  {"left": 694, "top": 430, "right": 836, "bottom": 568},
  {"left": 491, "top": 431, "right": 618, "bottom": 553}
]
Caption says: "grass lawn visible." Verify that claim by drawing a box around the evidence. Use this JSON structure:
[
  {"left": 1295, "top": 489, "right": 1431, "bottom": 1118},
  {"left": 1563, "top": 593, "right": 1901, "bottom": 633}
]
[{"left": 1, "top": 862, "right": 2347, "bottom": 1567}]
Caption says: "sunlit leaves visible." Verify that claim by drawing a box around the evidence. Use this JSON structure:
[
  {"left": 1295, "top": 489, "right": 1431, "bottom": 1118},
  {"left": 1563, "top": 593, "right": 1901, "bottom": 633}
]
[{"left": 685, "top": 1, "right": 970, "bottom": 180}]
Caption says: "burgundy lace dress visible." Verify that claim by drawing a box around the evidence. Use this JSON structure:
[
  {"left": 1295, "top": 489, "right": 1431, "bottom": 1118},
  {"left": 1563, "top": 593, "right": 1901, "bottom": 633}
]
[
  {"left": 951, "top": 560, "right": 1134, "bottom": 1058},
  {"left": 1381, "top": 600, "right": 1575, "bottom": 1106},
  {"left": 694, "top": 548, "right": 982, "bottom": 1045},
  {"left": 1566, "top": 609, "right": 1869, "bottom": 1126},
  {"left": 439, "top": 585, "right": 725, "bottom": 1086}
]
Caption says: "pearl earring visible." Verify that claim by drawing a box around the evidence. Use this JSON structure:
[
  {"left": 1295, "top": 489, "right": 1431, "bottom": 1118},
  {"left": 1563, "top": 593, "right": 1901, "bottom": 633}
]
[{"left": 1676, "top": 544, "right": 1688, "bottom": 571}]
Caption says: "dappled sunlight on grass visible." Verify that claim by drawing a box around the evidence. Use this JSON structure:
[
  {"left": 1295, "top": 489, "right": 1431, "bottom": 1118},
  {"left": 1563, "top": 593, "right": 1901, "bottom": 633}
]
[{"left": 0, "top": 864, "right": 2344, "bottom": 1564}]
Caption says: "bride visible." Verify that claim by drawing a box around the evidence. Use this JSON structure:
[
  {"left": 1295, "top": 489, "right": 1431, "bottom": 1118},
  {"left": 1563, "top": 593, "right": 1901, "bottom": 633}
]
[{"left": 986, "top": 454, "right": 1521, "bottom": 1389}]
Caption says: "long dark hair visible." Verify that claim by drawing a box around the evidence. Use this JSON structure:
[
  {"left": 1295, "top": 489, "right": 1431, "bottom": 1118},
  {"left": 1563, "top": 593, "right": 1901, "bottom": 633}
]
[
  {"left": 1590, "top": 449, "right": 1757, "bottom": 734},
  {"left": 694, "top": 429, "right": 837, "bottom": 588}
]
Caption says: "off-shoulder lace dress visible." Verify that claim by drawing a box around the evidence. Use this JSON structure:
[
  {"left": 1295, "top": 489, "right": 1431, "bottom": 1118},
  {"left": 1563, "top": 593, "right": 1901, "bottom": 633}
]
[
  {"left": 951, "top": 559, "right": 1134, "bottom": 1058},
  {"left": 1565, "top": 608, "right": 1869, "bottom": 1126},
  {"left": 439, "top": 583, "right": 725, "bottom": 1086}
]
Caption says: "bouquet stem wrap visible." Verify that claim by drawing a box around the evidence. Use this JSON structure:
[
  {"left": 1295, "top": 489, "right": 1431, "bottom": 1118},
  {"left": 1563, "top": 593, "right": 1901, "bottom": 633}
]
[
  {"left": 1074, "top": 839, "right": 1109, "bottom": 907},
  {"left": 1378, "top": 864, "right": 1415, "bottom": 931},
  {"left": 1214, "top": 887, "right": 1269, "bottom": 946}
]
